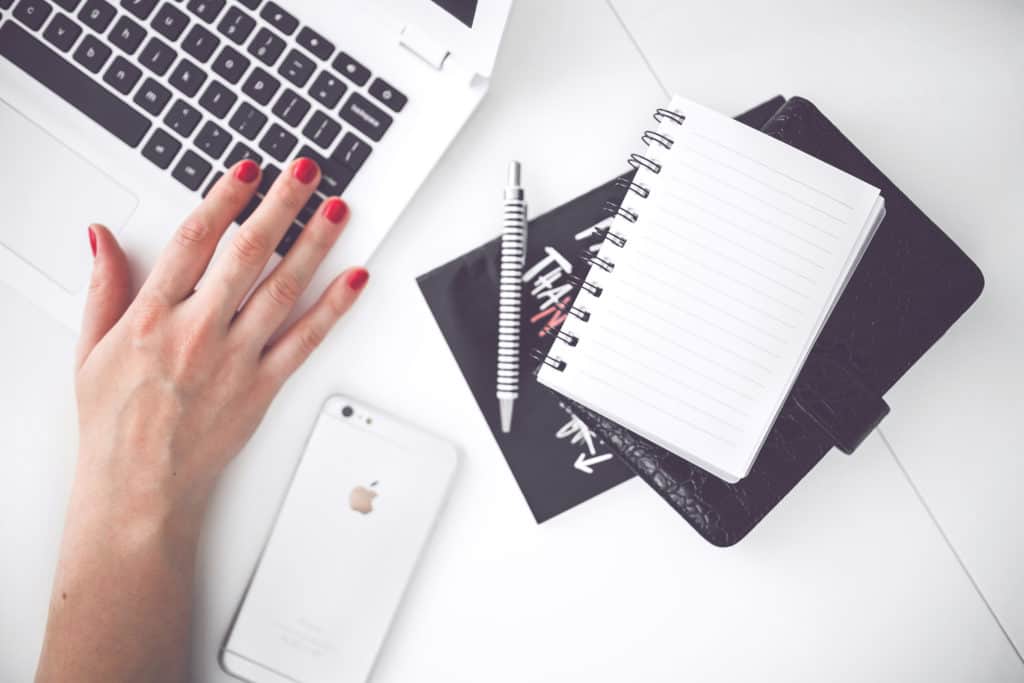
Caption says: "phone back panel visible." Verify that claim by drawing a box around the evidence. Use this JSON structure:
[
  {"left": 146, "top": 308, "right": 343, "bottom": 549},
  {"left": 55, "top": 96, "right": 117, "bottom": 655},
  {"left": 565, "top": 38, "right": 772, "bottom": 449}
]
[{"left": 223, "top": 400, "right": 458, "bottom": 683}]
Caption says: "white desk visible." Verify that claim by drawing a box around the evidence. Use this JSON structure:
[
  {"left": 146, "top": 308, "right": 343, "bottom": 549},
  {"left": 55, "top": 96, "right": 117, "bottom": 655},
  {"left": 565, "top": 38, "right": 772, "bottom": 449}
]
[
  {"left": 1, "top": 1, "right": 1022, "bottom": 681},
  {"left": 612, "top": 0, "right": 1024, "bottom": 662}
]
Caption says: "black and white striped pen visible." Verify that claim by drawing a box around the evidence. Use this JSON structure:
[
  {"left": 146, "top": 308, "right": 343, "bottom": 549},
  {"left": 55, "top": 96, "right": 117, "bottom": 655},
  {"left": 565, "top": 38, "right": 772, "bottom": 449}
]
[{"left": 497, "top": 161, "right": 527, "bottom": 433}]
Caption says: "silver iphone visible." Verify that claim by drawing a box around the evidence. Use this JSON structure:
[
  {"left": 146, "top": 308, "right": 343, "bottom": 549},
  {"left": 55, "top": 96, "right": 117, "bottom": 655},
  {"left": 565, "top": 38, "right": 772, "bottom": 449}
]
[{"left": 221, "top": 395, "right": 458, "bottom": 683}]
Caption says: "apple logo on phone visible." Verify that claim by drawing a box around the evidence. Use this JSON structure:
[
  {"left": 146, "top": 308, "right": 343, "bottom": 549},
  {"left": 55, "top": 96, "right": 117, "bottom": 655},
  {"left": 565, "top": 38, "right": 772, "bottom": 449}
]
[{"left": 349, "top": 481, "right": 379, "bottom": 514}]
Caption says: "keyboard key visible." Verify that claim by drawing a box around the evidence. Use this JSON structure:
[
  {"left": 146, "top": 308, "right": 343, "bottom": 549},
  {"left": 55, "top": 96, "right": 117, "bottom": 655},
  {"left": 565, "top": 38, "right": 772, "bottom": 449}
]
[
  {"left": 247, "top": 26, "right": 284, "bottom": 66},
  {"left": 331, "top": 51, "right": 369, "bottom": 86},
  {"left": 0, "top": 22, "right": 150, "bottom": 146},
  {"left": 185, "top": 0, "right": 222, "bottom": 23},
  {"left": 368, "top": 77, "right": 407, "bottom": 113},
  {"left": 224, "top": 141, "right": 261, "bottom": 166},
  {"left": 42, "top": 11, "right": 82, "bottom": 51},
  {"left": 339, "top": 93, "right": 391, "bottom": 142},
  {"left": 309, "top": 71, "right": 346, "bottom": 109},
  {"left": 296, "top": 144, "right": 353, "bottom": 196},
  {"left": 235, "top": 194, "right": 260, "bottom": 223},
  {"left": 120, "top": 0, "right": 156, "bottom": 20},
  {"left": 331, "top": 132, "right": 371, "bottom": 172},
  {"left": 259, "top": 1, "right": 295, "bottom": 35},
  {"left": 278, "top": 48, "right": 314, "bottom": 87},
  {"left": 212, "top": 45, "right": 248, "bottom": 83},
  {"left": 302, "top": 110, "right": 339, "bottom": 149},
  {"left": 172, "top": 149, "right": 211, "bottom": 190},
  {"left": 216, "top": 4, "right": 253, "bottom": 44},
  {"left": 228, "top": 101, "right": 266, "bottom": 139},
  {"left": 181, "top": 22, "right": 218, "bottom": 62},
  {"left": 195, "top": 119, "right": 229, "bottom": 158},
  {"left": 203, "top": 170, "right": 223, "bottom": 197},
  {"left": 109, "top": 14, "right": 146, "bottom": 54},
  {"left": 14, "top": 0, "right": 53, "bottom": 30},
  {"left": 296, "top": 26, "right": 332, "bottom": 60},
  {"left": 198, "top": 79, "right": 235, "bottom": 117},
  {"left": 296, "top": 193, "right": 319, "bottom": 223},
  {"left": 235, "top": 0, "right": 258, "bottom": 8},
  {"left": 164, "top": 98, "right": 201, "bottom": 136},
  {"left": 53, "top": 0, "right": 81, "bottom": 10},
  {"left": 258, "top": 123, "right": 296, "bottom": 162},
  {"left": 275, "top": 222, "right": 301, "bottom": 255},
  {"left": 141, "top": 127, "right": 181, "bottom": 168},
  {"left": 78, "top": 0, "right": 114, "bottom": 32},
  {"left": 72, "top": 32, "right": 111, "bottom": 72},
  {"left": 271, "top": 88, "right": 309, "bottom": 127},
  {"left": 258, "top": 163, "right": 280, "bottom": 194},
  {"left": 133, "top": 76, "right": 171, "bottom": 114},
  {"left": 151, "top": 2, "right": 188, "bottom": 41},
  {"left": 241, "top": 66, "right": 278, "bottom": 105},
  {"left": 103, "top": 55, "right": 142, "bottom": 94},
  {"left": 168, "top": 57, "right": 206, "bottom": 96},
  {"left": 139, "top": 36, "right": 176, "bottom": 75}
]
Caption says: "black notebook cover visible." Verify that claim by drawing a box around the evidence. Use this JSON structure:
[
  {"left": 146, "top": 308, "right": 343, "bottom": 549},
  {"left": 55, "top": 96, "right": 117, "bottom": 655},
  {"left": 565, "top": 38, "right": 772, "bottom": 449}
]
[
  {"left": 417, "top": 97, "right": 787, "bottom": 522},
  {"left": 561, "top": 96, "right": 984, "bottom": 545}
]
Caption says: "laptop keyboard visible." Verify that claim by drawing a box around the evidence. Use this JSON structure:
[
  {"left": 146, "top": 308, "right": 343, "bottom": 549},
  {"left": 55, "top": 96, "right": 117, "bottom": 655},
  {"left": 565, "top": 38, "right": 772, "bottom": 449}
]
[{"left": 0, "top": 0, "right": 408, "bottom": 255}]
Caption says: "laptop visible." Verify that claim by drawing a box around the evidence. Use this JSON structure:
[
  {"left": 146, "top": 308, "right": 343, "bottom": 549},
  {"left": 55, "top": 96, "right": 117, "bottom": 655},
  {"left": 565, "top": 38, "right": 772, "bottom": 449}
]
[{"left": 0, "top": 0, "right": 514, "bottom": 327}]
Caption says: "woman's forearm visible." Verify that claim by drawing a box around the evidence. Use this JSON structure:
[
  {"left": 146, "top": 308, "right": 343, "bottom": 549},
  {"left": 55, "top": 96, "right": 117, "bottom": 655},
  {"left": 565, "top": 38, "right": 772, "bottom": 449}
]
[{"left": 35, "top": 474, "right": 206, "bottom": 683}]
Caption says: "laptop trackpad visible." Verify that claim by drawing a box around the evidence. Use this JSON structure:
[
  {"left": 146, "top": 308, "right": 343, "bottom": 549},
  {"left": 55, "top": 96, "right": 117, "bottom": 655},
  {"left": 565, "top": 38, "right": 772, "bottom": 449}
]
[{"left": 0, "top": 99, "right": 138, "bottom": 293}]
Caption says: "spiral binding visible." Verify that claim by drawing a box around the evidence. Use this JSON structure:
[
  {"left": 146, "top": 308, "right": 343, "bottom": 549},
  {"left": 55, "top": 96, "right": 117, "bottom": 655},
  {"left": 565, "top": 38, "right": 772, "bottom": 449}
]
[
  {"left": 530, "top": 348, "right": 566, "bottom": 372},
  {"left": 566, "top": 273, "right": 602, "bottom": 297},
  {"left": 614, "top": 176, "right": 650, "bottom": 199},
  {"left": 602, "top": 201, "right": 639, "bottom": 223},
  {"left": 533, "top": 106, "right": 686, "bottom": 373}
]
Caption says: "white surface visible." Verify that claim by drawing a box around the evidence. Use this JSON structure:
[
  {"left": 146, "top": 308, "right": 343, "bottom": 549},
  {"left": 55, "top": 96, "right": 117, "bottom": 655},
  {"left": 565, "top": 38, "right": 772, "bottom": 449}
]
[
  {"left": 1, "top": 2, "right": 1022, "bottom": 682},
  {"left": 610, "top": 0, "right": 1024, "bottom": 660}
]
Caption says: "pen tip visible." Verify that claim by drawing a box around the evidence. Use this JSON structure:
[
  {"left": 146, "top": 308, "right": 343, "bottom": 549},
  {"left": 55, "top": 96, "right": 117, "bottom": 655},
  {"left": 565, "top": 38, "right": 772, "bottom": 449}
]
[{"left": 499, "top": 398, "right": 515, "bottom": 433}]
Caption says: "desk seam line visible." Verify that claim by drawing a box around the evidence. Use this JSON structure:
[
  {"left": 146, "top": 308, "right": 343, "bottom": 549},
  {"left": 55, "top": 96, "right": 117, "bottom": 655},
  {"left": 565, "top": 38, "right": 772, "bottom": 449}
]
[
  {"left": 877, "top": 427, "right": 1024, "bottom": 666},
  {"left": 605, "top": 0, "right": 670, "bottom": 99}
]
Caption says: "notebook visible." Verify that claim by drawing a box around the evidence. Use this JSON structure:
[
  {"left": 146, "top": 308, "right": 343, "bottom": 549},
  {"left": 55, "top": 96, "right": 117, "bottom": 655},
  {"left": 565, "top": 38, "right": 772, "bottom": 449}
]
[
  {"left": 537, "top": 96, "right": 885, "bottom": 483},
  {"left": 417, "top": 96, "right": 789, "bottom": 522}
]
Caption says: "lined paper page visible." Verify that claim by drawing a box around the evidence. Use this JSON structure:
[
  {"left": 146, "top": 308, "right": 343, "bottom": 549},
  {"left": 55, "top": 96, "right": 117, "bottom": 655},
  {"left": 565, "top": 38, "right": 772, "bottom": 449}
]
[{"left": 539, "top": 96, "right": 882, "bottom": 482}]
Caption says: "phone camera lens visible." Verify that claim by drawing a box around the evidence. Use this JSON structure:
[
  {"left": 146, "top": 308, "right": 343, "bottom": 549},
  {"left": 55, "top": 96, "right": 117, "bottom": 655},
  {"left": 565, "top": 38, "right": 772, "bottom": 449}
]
[{"left": 341, "top": 406, "right": 354, "bottom": 418}]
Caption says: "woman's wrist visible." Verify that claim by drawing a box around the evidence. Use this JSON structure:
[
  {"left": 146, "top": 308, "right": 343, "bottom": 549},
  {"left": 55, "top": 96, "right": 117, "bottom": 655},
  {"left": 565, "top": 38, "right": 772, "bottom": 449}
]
[{"left": 70, "top": 448, "right": 214, "bottom": 549}]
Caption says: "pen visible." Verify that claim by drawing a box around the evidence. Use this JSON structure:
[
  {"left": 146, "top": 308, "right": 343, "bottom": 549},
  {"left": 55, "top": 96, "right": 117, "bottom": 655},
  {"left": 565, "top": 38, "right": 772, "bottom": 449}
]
[{"left": 497, "top": 161, "right": 527, "bottom": 434}]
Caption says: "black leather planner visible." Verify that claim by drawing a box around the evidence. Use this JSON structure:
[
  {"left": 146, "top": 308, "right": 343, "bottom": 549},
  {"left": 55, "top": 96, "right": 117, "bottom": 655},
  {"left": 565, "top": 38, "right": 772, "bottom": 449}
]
[{"left": 558, "top": 96, "right": 984, "bottom": 546}]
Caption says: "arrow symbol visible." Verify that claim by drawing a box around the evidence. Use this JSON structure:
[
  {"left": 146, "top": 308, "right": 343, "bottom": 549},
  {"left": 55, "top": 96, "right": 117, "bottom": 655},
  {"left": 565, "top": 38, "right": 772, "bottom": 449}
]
[{"left": 574, "top": 452, "right": 613, "bottom": 474}]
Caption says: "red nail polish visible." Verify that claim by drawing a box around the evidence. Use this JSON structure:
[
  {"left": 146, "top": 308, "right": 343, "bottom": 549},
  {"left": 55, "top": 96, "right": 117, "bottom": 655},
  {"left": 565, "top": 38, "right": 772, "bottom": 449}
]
[
  {"left": 292, "top": 157, "right": 319, "bottom": 184},
  {"left": 323, "top": 198, "right": 348, "bottom": 224},
  {"left": 346, "top": 268, "right": 369, "bottom": 292},
  {"left": 88, "top": 226, "right": 97, "bottom": 258},
  {"left": 235, "top": 159, "right": 260, "bottom": 183}
]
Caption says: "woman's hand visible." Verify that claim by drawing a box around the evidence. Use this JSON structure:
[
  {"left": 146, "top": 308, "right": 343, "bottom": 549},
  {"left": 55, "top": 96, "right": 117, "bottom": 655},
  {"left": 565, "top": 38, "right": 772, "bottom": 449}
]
[{"left": 36, "top": 158, "right": 368, "bottom": 683}]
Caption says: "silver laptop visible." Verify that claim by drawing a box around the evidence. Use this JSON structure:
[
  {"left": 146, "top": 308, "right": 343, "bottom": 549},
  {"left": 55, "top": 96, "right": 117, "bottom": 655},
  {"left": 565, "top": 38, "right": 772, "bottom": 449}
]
[{"left": 0, "top": 0, "right": 514, "bottom": 327}]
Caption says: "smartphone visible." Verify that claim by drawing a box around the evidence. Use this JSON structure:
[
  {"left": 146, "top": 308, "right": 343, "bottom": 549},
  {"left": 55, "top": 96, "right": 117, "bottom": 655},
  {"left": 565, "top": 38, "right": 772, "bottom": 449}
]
[{"left": 221, "top": 395, "right": 458, "bottom": 683}]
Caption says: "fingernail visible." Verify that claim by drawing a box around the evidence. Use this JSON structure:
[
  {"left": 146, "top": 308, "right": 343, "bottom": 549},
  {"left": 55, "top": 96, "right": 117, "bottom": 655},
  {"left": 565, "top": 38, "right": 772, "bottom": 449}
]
[
  {"left": 323, "top": 198, "right": 348, "bottom": 224},
  {"left": 235, "top": 159, "right": 260, "bottom": 183},
  {"left": 88, "top": 226, "right": 97, "bottom": 258},
  {"left": 292, "top": 157, "right": 319, "bottom": 184},
  {"left": 346, "top": 268, "right": 369, "bottom": 292}
]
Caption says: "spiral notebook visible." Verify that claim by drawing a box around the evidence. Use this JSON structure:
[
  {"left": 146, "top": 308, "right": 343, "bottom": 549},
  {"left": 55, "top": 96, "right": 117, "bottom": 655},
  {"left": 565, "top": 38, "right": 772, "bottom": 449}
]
[{"left": 537, "top": 96, "right": 886, "bottom": 483}]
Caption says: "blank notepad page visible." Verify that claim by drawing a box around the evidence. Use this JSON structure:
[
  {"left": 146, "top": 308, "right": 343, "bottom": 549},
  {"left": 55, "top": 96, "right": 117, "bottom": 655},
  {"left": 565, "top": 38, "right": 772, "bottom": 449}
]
[{"left": 538, "top": 96, "right": 884, "bottom": 482}]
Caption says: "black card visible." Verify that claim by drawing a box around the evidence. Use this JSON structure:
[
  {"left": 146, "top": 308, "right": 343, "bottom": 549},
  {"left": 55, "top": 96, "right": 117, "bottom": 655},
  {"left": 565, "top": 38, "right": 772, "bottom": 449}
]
[{"left": 417, "top": 97, "right": 787, "bottom": 522}]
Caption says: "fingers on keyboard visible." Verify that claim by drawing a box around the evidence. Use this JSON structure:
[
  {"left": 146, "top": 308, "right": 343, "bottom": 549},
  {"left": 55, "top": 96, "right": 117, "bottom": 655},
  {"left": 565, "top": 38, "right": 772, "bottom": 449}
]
[
  {"left": 234, "top": 194, "right": 348, "bottom": 341},
  {"left": 204, "top": 157, "right": 320, "bottom": 312},
  {"left": 145, "top": 159, "right": 260, "bottom": 303}
]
